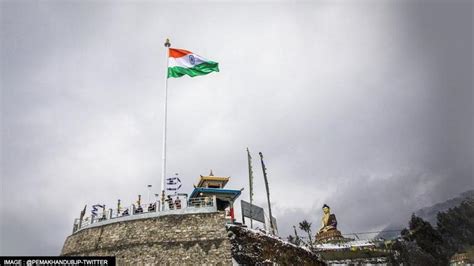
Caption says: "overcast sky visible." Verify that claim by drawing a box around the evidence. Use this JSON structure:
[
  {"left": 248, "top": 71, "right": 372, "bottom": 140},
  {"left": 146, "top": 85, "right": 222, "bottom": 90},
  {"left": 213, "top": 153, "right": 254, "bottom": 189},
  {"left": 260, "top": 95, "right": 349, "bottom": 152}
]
[{"left": 1, "top": 0, "right": 472, "bottom": 255}]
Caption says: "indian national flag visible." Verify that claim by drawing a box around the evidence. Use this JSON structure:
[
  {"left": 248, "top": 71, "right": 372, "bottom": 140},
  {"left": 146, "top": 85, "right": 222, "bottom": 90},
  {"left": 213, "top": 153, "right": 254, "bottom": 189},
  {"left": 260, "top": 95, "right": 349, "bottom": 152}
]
[{"left": 168, "top": 48, "right": 219, "bottom": 78}]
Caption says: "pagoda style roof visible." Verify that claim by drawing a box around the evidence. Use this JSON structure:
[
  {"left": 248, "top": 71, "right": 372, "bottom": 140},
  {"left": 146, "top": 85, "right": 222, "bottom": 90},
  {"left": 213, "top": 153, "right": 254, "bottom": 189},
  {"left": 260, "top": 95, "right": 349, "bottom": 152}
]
[
  {"left": 196, "top": 175, "right": 229, "bottom": 188},
  {"left": 190, "top": 187, "right": 241, "bottom": 202}
]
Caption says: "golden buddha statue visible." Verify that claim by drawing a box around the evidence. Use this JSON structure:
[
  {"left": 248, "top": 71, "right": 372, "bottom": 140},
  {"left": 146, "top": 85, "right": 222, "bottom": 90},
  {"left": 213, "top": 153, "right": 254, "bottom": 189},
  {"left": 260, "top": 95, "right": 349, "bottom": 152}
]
[
  {"left": 319, "top": 204, "right": 337, "bottom": 233},
  {"left": 315, "top": 204, "right": 344, "bottom": 243}
]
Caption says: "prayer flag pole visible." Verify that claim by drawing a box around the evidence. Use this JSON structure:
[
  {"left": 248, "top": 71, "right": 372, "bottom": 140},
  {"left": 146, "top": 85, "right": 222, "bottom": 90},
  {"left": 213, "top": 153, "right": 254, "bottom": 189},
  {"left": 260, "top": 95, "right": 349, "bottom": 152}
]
[
  {"left": 247, "top": 148, "right": 254, "bottom": 228},
  {"left": 161, "top": 38, "right": 171, "bottom": 210},
  {"left": 259, "top": 152, "right": 275, "bottom": 235}
]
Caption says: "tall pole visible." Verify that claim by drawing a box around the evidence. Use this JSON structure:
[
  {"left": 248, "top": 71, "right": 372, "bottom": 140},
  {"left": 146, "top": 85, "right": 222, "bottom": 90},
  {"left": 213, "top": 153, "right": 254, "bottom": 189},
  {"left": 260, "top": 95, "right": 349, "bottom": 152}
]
[
  {"left": 161, "top": 38, "right": 171, "bottom": 210},
  {"left": 259, "top": 152, "right": 275, "bottom": 235},
  {"left": 247, "top": 148, "right": 254, "bottom": 228}
]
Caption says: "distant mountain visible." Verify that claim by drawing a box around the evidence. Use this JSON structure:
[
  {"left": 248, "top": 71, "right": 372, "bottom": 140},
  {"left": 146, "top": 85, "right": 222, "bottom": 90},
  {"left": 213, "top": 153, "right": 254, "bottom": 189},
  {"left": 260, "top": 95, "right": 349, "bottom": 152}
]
[
  {"left": 415, "top": 190, "right": 474, "bottom": 225},
  {"left": 377, "top": 190, "right": 474, "bottom": 240}
]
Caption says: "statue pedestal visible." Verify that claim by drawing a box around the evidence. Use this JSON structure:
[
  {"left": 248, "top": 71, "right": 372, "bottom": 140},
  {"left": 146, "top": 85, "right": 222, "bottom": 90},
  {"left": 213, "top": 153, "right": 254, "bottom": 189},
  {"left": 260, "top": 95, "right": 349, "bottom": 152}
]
[{"left": 315, "top": 229, "right": 344, "bottom": 243}]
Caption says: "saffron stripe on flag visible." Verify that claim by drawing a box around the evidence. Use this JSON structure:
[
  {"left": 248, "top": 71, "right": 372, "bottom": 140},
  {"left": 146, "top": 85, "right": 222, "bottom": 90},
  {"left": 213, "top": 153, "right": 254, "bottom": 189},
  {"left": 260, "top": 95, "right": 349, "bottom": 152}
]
[{"left": 169, "top": 48, "right": 193, "bottom": 58}]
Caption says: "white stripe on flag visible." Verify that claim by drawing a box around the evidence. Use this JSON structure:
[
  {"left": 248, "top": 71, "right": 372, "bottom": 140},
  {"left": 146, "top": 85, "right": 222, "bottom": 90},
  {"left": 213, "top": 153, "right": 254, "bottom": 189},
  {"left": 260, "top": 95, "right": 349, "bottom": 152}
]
[{"left": 168, "top": 54, "right": 208, "bottom": 68}]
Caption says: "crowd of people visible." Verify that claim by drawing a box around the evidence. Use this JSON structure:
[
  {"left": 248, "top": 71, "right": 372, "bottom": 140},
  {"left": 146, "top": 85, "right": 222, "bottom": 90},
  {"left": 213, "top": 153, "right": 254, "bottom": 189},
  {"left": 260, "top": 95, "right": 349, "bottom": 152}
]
[{"left": 118, "top": 196, "right": 183, "bottom": 217}]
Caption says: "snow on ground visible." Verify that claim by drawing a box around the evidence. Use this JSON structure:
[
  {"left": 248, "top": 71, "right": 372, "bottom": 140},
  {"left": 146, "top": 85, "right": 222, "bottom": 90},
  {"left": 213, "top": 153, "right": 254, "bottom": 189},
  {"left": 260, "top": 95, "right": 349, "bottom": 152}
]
[{"left": 226, "top": 224, "right": 303, "bottom": 249}]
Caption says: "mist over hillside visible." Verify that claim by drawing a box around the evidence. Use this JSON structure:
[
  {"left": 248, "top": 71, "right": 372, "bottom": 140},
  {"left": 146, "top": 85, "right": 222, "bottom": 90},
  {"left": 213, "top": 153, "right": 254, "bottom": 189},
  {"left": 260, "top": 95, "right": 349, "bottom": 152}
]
[{"left": 377, "top": 189, "right": 474, "bottom": 239}]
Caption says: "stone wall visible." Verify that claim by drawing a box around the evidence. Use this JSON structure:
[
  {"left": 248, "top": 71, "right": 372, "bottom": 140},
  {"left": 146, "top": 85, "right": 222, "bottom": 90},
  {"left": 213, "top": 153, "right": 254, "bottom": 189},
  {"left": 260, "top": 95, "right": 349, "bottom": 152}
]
[{"left": 61, "top": 212, "right": 232, "bottom": 265}]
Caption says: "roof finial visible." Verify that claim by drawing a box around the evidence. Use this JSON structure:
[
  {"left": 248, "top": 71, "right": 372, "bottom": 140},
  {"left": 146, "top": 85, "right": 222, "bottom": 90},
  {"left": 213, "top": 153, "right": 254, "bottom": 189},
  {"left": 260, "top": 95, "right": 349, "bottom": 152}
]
[{"left": 209, "top": 169, "right": 214, "bottom": 176}]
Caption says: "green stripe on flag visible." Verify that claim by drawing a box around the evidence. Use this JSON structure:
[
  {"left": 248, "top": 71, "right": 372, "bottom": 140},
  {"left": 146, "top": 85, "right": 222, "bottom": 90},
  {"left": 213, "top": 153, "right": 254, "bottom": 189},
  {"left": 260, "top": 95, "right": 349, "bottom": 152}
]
[{"left": 168, "top": 62, "right": 219, "bottom": 78}]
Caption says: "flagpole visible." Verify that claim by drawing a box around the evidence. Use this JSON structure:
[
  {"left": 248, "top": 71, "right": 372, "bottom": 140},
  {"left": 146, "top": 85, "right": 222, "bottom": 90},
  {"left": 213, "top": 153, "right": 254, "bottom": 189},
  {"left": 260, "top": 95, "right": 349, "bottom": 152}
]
[{"left": 161, "top": 38, "right": 171, "bottom": 210}]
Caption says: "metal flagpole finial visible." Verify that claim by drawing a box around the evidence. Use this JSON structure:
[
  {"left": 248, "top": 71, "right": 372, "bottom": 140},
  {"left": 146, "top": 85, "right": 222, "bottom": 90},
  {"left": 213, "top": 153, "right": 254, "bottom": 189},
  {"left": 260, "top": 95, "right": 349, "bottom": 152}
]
[{"left": 165, "top": 38, "right": 171, "bottom": 47}]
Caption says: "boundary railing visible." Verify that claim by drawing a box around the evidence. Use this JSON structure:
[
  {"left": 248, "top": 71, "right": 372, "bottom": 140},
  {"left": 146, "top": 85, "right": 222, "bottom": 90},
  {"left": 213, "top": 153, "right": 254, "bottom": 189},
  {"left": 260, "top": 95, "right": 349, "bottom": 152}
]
[{"left": 71, "top": 196, "right": 217, "bottom": 233}]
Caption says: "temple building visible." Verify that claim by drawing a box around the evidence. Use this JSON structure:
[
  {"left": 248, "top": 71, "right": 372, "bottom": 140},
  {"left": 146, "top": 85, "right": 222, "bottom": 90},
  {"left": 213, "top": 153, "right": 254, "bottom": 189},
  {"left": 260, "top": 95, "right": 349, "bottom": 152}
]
[{"left": 189, "top": 171, "right": 242, "bottom": 221}]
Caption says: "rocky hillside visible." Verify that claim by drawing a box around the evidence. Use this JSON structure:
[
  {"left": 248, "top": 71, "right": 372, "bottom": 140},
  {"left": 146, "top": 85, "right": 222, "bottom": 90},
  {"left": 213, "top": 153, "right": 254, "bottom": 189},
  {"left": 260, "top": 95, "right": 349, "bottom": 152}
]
[{"left": 227, "top": 225, "right": 324, "bottom": 265}]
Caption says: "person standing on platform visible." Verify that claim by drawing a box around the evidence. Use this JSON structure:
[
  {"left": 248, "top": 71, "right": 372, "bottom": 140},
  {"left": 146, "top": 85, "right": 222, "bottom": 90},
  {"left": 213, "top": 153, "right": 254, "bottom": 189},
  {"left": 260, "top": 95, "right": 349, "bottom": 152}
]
[
  {"left": 167, "top": 195, "right": 174, "bottom": 210},
  {"left": 174, "top": 197, "right": 182, "bottom": 209}
]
